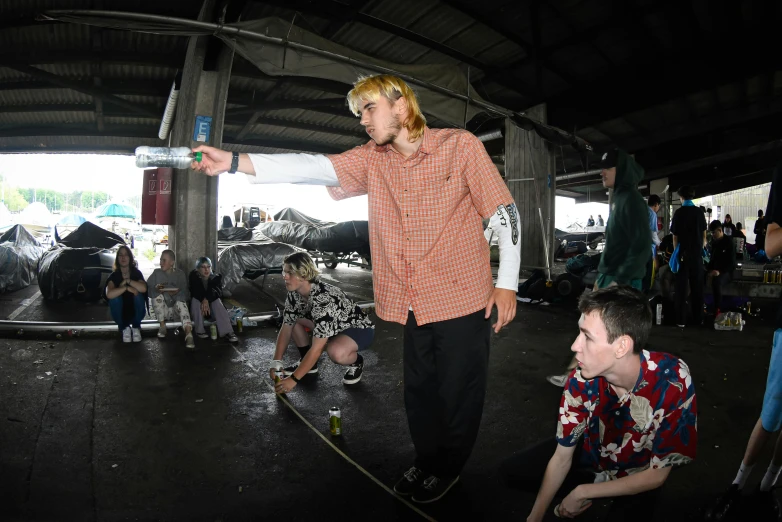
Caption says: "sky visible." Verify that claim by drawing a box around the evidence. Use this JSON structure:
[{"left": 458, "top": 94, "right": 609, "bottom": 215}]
[{"left": 0, "top": 153, "right": 607, "bottom": 226}]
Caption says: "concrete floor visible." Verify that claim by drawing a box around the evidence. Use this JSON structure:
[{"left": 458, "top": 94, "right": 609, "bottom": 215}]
[{"left": 1, "top": 265, "right": 781, "bottom": 521}]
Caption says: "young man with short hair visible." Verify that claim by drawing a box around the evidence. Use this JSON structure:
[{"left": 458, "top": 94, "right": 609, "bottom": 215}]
[
  {"left": 706, "top": 220, "right": 735, "bottom": 316},
  {"left": 191, "top": 74, "right": 521, "bottom": 503},
  {"left": 504, "top": 286, "right": 697, "bottom": 522}
]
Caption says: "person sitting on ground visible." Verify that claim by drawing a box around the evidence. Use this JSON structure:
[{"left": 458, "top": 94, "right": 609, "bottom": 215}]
[
  {"left": 147, "top": 249, "right": 195, "bottom": 348},
  {"left": 586, "top": 215, "right": 595, "bottom": 227},
  {"left": 706, "top": 220, "right": 735, "bottom": 317},
  {"left": 706, "top": 161, "right": 782, "bottom": 522},
  {"left": 270, "top": 252, "right": 374, "bottom": 392},
  {"left": 503, "top": 286, "right": 697, "bottom": 522},
  {"left": 188, "top": 256, "right": 238, "bottom": 343},
  {"left": 105, "top": 245, "right": 148, "bottom": 343},
  {"left": 722, "top": 214, "right": 736, "bottom": 237}
]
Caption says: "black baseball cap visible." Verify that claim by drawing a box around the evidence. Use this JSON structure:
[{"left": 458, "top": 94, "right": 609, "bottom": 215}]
[{"left": 596, "top": 148, "right": 619, "bottom": 170}]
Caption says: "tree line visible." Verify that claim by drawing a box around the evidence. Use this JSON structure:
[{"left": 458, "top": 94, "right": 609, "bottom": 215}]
[{"left": 2, "top": 186, "right": 114, "bottom": 213}]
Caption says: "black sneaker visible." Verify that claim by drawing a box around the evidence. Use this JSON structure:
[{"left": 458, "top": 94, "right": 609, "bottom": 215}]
[
  {"left": 704, "top": 484, "right": 742, "bottom": 521},
  {"left": 343, "top": 355, "right": 363, "bottom": 384},
  {"left": 412, "top": 475, "right": 459, "bottom": 504},
  {"left": 393, "top": 466, "right": 427, "bottom": 496},
  {"left": 283, "top": 359, "right": 318, "bottom": 376}
]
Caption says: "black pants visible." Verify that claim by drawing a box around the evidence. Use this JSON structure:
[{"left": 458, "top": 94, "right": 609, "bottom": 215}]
[
  {"left": 500, "top": 438, "right": 662, "bottom": 522},
  {"left": 711, "top": 272, "right": 732, "bottom": 312},
  {"left": 675, "top": 256, "right": 704, "bottom": 326},
  {"left": 403, "top": 309, "right": 490, "bottom": 477},
  {"left": 642, "top": 250, "right": 654, "bottom": 292}
]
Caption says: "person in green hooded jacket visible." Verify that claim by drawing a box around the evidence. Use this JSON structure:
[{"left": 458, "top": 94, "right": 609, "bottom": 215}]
[
  {"left": 594, "top": 148, "right": 651, "bottom": 290},
  {"left": 546, "top": 148, "right": 650, "bottom": 387}
]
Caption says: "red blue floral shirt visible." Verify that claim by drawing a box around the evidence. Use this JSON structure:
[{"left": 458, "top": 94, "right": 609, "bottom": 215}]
[{"left": 556, "top": 350, "right": 697, "bottom": 481}]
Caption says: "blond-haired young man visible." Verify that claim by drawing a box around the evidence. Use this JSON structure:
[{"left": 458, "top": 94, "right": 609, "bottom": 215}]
[{"left": 192, "top": 74, "right": 521, "bottom": 503}]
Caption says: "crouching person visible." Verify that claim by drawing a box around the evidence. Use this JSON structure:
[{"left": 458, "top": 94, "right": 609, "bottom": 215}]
[
  {"left": 271, "top": 252, "right": 374, "bottom": 393},
  {"left": 502, "top": 286, "right": 697, "bottom": 522},
  {"left": 188, "top": 256, "right": 238, "bottom": 343},
  {"left": 148, "top": 249, "right": 195, "bottom": 349},
  {"left": 105, "top": 245, "right": 148, "bottom": 343}
]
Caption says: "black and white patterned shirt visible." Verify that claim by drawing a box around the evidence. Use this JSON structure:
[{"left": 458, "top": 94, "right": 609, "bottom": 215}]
[{"left": 283, "top": 279, "right": 374, "bottom": 338}]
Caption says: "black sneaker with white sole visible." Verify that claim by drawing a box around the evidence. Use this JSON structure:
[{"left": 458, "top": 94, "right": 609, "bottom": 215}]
[
  {"left": 393, "top": 466, "right": 427, "bottom": 496},
  {"left": 283, "top": 359, "right": 318, "bottom": 376},
  {"left": 343, "top": 354, "right": 363, "bottom": 385},
  {"left": 412, "top": 475, "right": 459, "bottom": 504}
]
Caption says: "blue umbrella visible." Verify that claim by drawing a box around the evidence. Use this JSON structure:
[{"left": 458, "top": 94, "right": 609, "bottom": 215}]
[
  {"left": 95, "top": 202, "right": 137, "bottom": 219},
  {"left": 56, "top": 213, "right": 88, "bottom": 226}
]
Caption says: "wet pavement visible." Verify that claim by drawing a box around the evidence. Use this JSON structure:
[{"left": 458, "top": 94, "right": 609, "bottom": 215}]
[{"left": 2, "top": 266, "right": 781, "bottom": 521}]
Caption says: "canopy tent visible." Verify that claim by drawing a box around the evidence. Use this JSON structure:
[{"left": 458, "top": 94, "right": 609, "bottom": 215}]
[
  {"left": 56, "top": 213, "right": 89, "bottom": 226},
  {"left": 94, "top": 202, "right": 137, "bottom": 219}
]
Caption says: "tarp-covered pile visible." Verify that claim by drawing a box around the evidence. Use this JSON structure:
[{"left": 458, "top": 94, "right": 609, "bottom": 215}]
[
  {"left": 0, "top": 225, "right": 46, "bottom": 293},
  {"left": 256, "top": 220, "right": 370, "bottom": 258},
  {"left": 38, "top": 222, "right": 125, "bottom": 301},
  {"left": 273, "top": 208, "right": 333, "bottom": 227},
  {"left": 217, "top": 227, "right": 253, "bottom": 242},
  {"left": 218, "top": 241, "right": 301, "bottom": 292}
]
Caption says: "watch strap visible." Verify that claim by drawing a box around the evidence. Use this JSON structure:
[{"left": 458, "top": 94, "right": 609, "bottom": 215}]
[{"left": 228, "top": 151, "right": 239, "bottom": 174}]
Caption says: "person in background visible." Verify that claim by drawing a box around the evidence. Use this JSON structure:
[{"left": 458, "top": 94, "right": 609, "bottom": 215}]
[
  {"left": 105, "top": 245, "right": 147, "bottom": 343},
  {"left": 722, "top": 214, "right": 736, "bottom": 237},
  {"left": 147, "top": 249, "right": 195, "bottom": 349},
  {"left": 597, "top": 214, "right": 605, "bottom": 227},
  {"left": 188, "top": 256, "right": 239, "bottom": 343},
  {"left": 270, "top": 252, "right": 374, "bottom": 391},
  {"left": 706, "top": 220, "right": 734, "bottom": 317},
  {"left": 643, "top": 195, "right": 661, "bottom": 291},
  {"left": 755, "top": 209, "right": 767, "bottom": 252},
  {"left": 546, "top": 148, "right": 648, "bottom": 387},
  {"left": 670, "top": 186, "right": 706, "bottom": 328},
  {"left": 586, "top": 215, "right": 595, "bottom": 227},
  {"left": 505, "top": 286, "right": 697, "bottom": 522},
  {"left": 735, "top": 222, "right": 747, "bottom": 241},
  {"left": 706, "top": 161, "right": 782, "bottom": 521}
]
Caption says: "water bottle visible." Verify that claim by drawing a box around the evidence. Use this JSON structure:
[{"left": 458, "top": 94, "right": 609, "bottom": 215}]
[{"left": 135, "top": 146, "right": 202, "bottom": 169}]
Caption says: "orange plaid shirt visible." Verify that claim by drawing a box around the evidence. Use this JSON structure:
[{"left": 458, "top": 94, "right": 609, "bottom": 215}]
[{"left": 328, "top": 127, "right": 515, "bottom": 325}]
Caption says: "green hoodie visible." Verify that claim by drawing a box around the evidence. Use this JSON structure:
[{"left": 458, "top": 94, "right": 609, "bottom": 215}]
[{"left": 597, "top": 150, "right": 650, "bottom": 283}]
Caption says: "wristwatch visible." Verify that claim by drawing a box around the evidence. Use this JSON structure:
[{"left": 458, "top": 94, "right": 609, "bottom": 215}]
[{"left": 228, "top": 151, "right": 239, "bottom": 174}]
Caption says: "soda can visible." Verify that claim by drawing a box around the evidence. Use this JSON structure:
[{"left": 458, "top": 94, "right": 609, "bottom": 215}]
[
  {"left": 329, "top": 406, "right": 342, "bottom": 436},
  {"left": 764, "top": 270, "right": 769, "bottom": 283},
  {"left": 655, "top": 303, "right": 662, "bottom": 325},
  {"left": 237, "top": 317, "right": 243, "bottom": 333},
  {"left": 210, "top": 324, "right": 217, "bottom": 340},
  {"left": 747, "top": 301, "right": 752, "bottom": 314}
]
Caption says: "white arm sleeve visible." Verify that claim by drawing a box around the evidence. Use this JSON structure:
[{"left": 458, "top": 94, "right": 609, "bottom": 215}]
[
  {"left": 489, "top": 203, "right": 521, "bottom": 291},
  {"left": 245, "top": 153, "right": 339, "bottom": 186}
]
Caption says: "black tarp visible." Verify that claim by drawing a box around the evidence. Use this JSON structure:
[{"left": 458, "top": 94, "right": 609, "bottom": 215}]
[
  {"left": 273, "top": 208, "right": 333, "bottom": 227},
  {"left": 218, "top": 242, "right": 301, "bottom": 292},
  {"left": 0, "top": 225, "right": 46, "bottom": 293},
  {"left": 256, "top": 220, "right": 370, "bottom": 258},
  {"left": 218, "top": 227, "right": 253, "bottom": 242},
  {"left": 38, "top": 222, "right": 125, "bottom": 301}
]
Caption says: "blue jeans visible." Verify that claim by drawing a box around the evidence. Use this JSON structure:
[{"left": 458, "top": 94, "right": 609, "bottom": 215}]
[{"left": 108, "top": 295, "right": 147, "bottom": 330}]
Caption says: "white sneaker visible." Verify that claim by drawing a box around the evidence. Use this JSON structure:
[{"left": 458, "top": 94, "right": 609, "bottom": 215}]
[
  {"left": 122, "top": 327, "right": 132, "bottom": 343},
  {"left": 132, "top": 327, "right": 142, "bottom": 342},
  {"left": 157, "top": 325, "right": 167, "bottom": 338},
  {"left": 546, "top": 373, "right": 569, "bottom": 387},
  {"left": 185, "top": 333, "right": 195, "bottom": 349}
]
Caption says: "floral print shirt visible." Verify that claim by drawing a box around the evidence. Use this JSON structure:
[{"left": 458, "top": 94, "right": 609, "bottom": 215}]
[
  {"left": 556, "top": 350, "right": 697, "bottom": 481},
  {"left": 283, "top": 279, "right": 374, "bottom": 338}
]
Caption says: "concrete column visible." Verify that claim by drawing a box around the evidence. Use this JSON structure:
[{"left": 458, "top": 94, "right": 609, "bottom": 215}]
[
  {"left": 169, "top": 0, "right": 233, "bottom": 273},
  {"left": 504, "top": 104, "right": 555, "bottom": 273}
]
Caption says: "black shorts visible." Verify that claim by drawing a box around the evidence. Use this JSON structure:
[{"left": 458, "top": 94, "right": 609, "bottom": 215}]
[{"left": 332, "top": 327, "right": 375, "bottom": 352}]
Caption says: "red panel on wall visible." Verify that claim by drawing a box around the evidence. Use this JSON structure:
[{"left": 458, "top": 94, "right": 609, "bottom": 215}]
[{"left": 141, "top": 168, "right": 172, "bottom": 225}]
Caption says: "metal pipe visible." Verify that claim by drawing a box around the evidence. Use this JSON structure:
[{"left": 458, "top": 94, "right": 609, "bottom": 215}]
[
  {"left": 556, "top": 168, "right": 603, "bottom": 181},
  {"left": 41, "top": 9, "right": 587, "bottom": 149},
  {"left": 0, "top": 302, "right": 375, "bottom": 334},
  {"left": 476, "top": 129, "right": 503, "bottom": 142},
  {"left": 538, "top": 207, "right": 551, "bottom": 281},
  {"left": 157, "top": 72, "right": 181, "bottom": 140}
]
